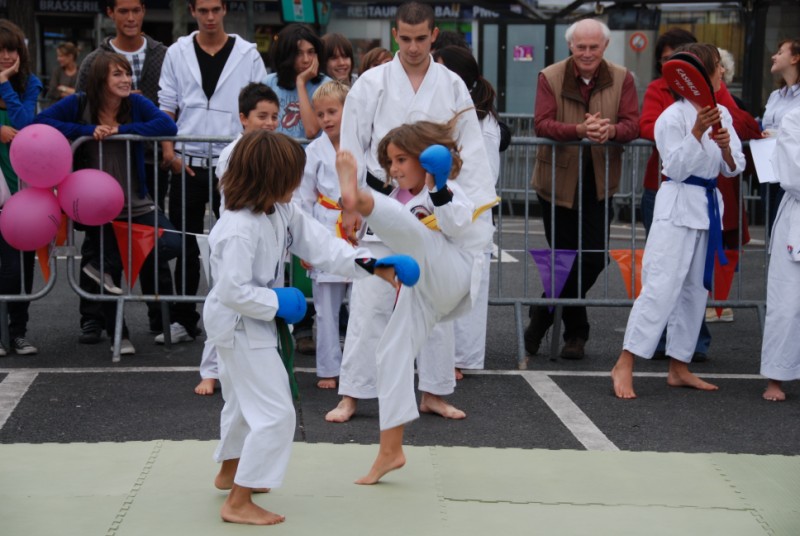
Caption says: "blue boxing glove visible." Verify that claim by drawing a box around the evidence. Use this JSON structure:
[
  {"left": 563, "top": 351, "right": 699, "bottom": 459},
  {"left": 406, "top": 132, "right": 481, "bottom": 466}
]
[
  {"left": 419, "top": 144, "right": 452, "bottom": 191},
  {"left": 273, "top": 287, "right": 307, "bottom": 324},
  {"left": 375, "top": 255, "right": 420, "bottom": 286}
]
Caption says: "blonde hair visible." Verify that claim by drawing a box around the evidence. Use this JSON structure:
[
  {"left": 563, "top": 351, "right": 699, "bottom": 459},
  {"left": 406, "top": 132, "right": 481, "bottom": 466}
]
[
  {"left": 377, "top": 112, "right": 468, "bottom": 185},
  {"left": 311, "top": 80, "right": 349, "bottom": 106},
  {"left": 223, "top": 131, "right": 305, "bottom": 213}
]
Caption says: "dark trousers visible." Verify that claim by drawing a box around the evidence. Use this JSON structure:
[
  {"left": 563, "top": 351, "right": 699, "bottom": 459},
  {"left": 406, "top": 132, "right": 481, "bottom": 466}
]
[
  {"left": 80, "top": 209, "right": 181, "bottom": 336},
  {"left": 0, "top": 231, "right": 35, "bottom": 339},
  {"left": 167, "top": 168, "right": 220, "bottom": 334},
  {"left": 530, "top": 165, "right": 612, "bottom": 342}
]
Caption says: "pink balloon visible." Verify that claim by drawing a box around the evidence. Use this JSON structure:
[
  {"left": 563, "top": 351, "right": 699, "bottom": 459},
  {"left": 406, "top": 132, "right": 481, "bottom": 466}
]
[
  {"left": 9, "top": 124, "right": 72, "bottom": 188},
  {"left": 58, "top": 169, "right": 124, "bottom": 226},
  {"left": 0, "top": 188, "right": 62, "bottom": 251}
]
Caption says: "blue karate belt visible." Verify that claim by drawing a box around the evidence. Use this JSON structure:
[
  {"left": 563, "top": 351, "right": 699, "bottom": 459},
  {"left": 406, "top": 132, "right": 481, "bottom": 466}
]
[{"left": 665, "top": 175, "right": 728, "bottom": 291}]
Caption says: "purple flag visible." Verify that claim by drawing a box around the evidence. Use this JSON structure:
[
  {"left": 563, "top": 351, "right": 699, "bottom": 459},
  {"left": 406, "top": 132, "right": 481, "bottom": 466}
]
[{"left": 529, "top": 249, "right": 577, "bottom": 304}]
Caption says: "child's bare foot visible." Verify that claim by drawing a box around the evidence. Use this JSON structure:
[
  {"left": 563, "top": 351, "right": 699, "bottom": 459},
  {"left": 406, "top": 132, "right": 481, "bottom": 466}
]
[
  {"left": 611, "top": 351, "right": 637, "bottom": 399},
  {"left": 355, "top": 450, "right": 406, "bottom": 485},
  {"left": 667, "top": 359, "right": 719, "bottom": 391},
  {"left": 763, "top": 380, "right": 786, "bottom": 401},
  {"left": 336, "top": 150, "right": 359, "bottom": 211},
  {"left": 215, "top": 459, "right": 269, "bottom": 493},
  {"left": 194, "top": 378, "right": 216, "bottom": 395},
  {"left": 317, "top": 377, "right": 337, "bottom": 389},
  {"left": 220, "top": 485, "right": 283, "bottom": 525},
  {"left": 454, "top": 368, "right": 464, "bottom": 380},
  {"left": 325, "top": 396, "right": 357, "bottom": 423},
  {"left": 419, "top": 393, "right": 466, "bottom": 419}
]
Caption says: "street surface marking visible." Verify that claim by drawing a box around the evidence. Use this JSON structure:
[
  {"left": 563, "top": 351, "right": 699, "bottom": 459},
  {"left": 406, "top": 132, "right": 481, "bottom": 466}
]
[
  {"left": 0, "top": 371, "right": 37, "bottom": 429},
  {"left": 521, "top": 371, "right": 619, "bottom": 452}
]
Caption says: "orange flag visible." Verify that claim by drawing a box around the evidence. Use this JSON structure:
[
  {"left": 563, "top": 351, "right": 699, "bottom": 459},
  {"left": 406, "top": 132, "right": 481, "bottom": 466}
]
[
  {"left": 36, "top": 214, "right": 69, "bottom": 282},
  {"left": 111, "top": 222, "right": 164, "bottom": 288},
  {"left": 609, "top": 249, "right": 644, "bottom": 299},
  {"left": 710, "top": 249, "right": 740, "bottom": 318}
]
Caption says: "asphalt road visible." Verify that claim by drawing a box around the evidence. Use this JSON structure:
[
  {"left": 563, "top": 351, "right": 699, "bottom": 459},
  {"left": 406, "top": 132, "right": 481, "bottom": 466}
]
[{"left": 1, "top": 216, "right": 798, "bottom": 457}]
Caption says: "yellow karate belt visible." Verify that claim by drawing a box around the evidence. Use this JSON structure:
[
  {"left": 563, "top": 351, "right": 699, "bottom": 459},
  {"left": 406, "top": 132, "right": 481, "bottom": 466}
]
[
  {"left": 318, "top": 193, "right": 347, "bottom": 239},
  {"left": 419, "top": 196, "right": 501, "bottom": 231}
]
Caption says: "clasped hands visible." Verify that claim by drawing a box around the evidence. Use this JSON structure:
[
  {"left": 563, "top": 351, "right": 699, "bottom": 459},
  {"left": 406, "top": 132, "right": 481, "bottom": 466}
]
[{"left": 578, "top": 112, "right": 615, "bottom": 144}]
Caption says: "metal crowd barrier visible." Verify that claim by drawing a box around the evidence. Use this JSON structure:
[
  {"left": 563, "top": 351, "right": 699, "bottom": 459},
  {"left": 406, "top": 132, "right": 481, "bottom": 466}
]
[
  {"left": 494, "top": 136, "right": 769, "bottom": 367},
  {"left": 0, "top": 133, "right": 773, "bottom": 366}
]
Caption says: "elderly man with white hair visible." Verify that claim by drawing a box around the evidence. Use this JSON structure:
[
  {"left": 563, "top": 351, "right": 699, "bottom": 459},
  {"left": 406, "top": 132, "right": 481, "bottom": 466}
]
[{"left": 525, "top": 18, "right": 639, "bottom": 360}]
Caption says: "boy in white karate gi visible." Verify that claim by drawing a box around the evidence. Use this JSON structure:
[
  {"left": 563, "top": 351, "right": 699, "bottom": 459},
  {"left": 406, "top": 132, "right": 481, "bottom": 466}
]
[
  {"left": 761, "top": 106, "right": 800, "bottom": 401},
  {"left": 293, "top": 81, "right": 352, "bottom": 389},
  {"left": 205, "top": 131, "right": 419, "bottom": 524},
  {"left": 194, "top": 83, "right": 280, "bottom": 396},
  {"left": 611, "top": 43, "right": 745, "bottom": 399}
]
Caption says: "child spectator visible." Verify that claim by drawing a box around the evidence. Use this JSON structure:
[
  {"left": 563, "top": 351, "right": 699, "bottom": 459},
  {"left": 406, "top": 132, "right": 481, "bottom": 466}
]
[
  {"left": 195, "top": 82, "right": 280, "bottom": 395},
  {"left": 293, "top": 80, "right": 351, "bottom": 389},
  {"left": 321, "top": 33, "right": 356, "bottom": 86},
  {"left": 264, "top": 24, "right": 330, "bottom": 140}
]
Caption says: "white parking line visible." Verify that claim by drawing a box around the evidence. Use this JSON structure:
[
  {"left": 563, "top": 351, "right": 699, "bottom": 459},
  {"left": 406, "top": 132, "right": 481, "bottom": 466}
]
[
  {"left": 0, "top": 371, "right": 37, "bottom": 430},
  {"left": 521, "top": 371, "right": 619, "bottom": 451}
]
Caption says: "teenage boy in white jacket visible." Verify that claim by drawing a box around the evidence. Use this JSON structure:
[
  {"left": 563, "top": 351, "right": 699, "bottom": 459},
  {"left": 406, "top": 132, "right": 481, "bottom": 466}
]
[{"left": 157, "top": 0, "right": 267, "bottom": 343}]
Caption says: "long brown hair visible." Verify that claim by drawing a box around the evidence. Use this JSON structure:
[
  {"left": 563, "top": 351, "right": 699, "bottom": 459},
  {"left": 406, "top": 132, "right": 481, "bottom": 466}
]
[
  {"left": 0, "top": 20, "right": 31, "bottom": 95},
  {"left": 223, "top": 131, "right": 305, "bottom": 213},
  {"left": 86, "top": 51, "right": 132, "bottom": 124},
  {"left": 377, "top": 113, "right": 465, "bottom": 185}
]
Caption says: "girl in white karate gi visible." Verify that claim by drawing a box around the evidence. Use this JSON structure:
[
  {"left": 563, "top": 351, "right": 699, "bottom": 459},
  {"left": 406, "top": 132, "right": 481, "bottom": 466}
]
[
  {"left": 611, "top": 43, "right": 745, "bottom": 399},
  {"left": 293, "top": 81, "right": 351, "bottom": 389},
  {"left": 204, "top": 130, "right": 416, "bottom": 524},
  {"left": 761, "top": 106, "right": 800, "bottom": 401},
  {"left": 336, "top": 116, "right": 495, "bottom": 484}
]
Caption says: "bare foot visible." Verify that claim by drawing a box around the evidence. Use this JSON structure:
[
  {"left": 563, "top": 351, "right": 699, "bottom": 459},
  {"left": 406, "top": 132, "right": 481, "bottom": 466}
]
[
  {"left": 667, "top": 359, "right": 719, "bottom": 391},
  {"left": 454, "top": 368, "right": 464, "bottom": 380},
  {"left": 355, "top": 426, "right": 406, "bottom": 485},
  {"left": 419, "top": 393, "right": 466, "bottom": 419},
  {"left": 215, "top": 460, "right": 269, "bottom": 493},
  {"left": 336, "top": 150, "right": 359, "bottom": 211},
  {"left": 317, "top": 377, "right": 337, "bottom": 389},
  {"left": 325, "top": 396, "right": 357, "bottom": 423},
  {"left": 355, "top": 451, "right": 406, "bottom": 485},
  {"left": 194, "top": 378, "right": 216, "bottom": 396},
  {"left": 220, "top": 485, "right": 283, "bottom": 525},
  {"left": 763, "top": 380, "right": 786, "bottom": 402},
  {"left": 611, "top": 351, "right": 637, "bottom": 399}
]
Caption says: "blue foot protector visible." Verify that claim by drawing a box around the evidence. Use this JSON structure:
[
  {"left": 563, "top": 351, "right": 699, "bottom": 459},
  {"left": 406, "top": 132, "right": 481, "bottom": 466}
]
[
  {"left": 375, "top": 255, "right": 421, "bottom": 286},
  {"left": 273, "top": 287, "right": 307, "bottom": 324},
  {"left": 420, "top": 145, "right": 452, "bottom": 190}
]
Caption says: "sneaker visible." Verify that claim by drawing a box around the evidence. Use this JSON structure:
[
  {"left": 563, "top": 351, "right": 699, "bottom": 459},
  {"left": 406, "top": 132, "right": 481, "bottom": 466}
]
[
  {"left": 82, "top": 265, "right": 123, "bottom": 295},
  {"left": 154, "top": 322, "right": 195, "bottom": 344},
  {"left": 705, "top": 307, "right": 734, "bottom": 323},
  {"left": 0, "top": 344, "right": 6, "bottom": 357},
  {"left": 112, "top": 339, "right": 136, "bottom": 355},
  {"left": 13, "top": 337, "right": 38, "bottom": 355},
  {"left": 560, "top": 338, "right": 586, "bottom": 360},
  {"left": 79, "top": 327, "right": 103, "bottom": 344}
]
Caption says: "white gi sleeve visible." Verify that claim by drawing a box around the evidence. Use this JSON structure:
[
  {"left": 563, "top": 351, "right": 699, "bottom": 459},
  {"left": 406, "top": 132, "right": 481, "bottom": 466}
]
[
  {"left": 431, "top": 181, "right": 475, "bottom": 238},
  {"left": 773, "top": 107, "right": 800, "bottom": 197},
  {"left": 214, "top": 233, "right": 280, "bottom": 321}
]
